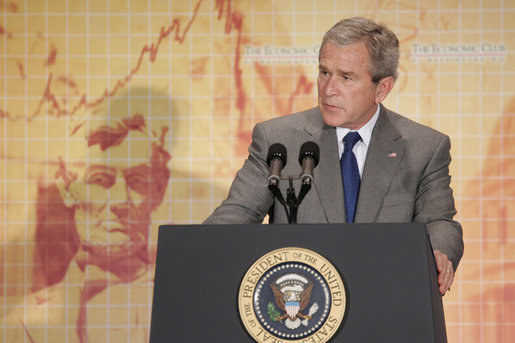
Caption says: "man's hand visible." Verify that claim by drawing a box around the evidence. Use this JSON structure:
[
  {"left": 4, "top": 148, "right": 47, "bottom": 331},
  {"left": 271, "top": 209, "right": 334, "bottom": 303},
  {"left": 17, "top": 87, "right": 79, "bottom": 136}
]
[{"left": 434, "top": 249, "right": 454, "bottom": 295}]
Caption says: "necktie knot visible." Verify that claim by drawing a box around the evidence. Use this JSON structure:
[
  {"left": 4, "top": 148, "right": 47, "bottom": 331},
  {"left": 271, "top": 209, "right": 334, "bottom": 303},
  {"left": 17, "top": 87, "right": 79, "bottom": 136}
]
[{"left": 343, "top": 131, "right": 361, "bottom": 152}]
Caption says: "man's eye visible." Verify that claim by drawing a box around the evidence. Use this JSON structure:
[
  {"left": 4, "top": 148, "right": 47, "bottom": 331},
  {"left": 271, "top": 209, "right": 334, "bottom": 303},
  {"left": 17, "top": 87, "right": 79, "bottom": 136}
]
[
  {"left": 128, "top": 174, "right": 149, "bottom": 185},
  {"left": 87, "top": 173, "right": 115, "bottom": 189},
  {"left": 126, "top": 173, "right": 151, "bottom": 194}
]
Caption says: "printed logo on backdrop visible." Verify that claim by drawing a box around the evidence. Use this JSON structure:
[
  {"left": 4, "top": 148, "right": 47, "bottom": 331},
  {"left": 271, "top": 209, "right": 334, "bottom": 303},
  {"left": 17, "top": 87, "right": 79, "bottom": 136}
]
[
  {"left": 411, "top": 43, "right": 506, "bottom": 62},
  {"left": 238, "top": 247, "right": 346, "bottom": 343},
  {"left": 244, "top": 45, "right": 320, "bottom": 65}
]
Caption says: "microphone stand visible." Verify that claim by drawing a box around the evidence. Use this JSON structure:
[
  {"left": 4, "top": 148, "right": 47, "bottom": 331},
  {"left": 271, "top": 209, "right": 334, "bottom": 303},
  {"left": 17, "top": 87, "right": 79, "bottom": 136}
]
[
  {"left": 269, "top": 175, "right": 311, "bottom": 224},
  {"left": 286, "top": 177, "right": 298, "bottom": 224},
  {"left": 268, "top": 182, "right": 290, "bottom": 222},
  {"left": 296, "top": 179, "right": 311, "bottom": 205}
]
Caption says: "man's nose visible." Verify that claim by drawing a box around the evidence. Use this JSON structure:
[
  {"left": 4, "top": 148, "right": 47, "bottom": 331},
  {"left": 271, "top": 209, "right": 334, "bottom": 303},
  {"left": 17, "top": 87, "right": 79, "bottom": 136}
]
[
  {"left": 108, "top": 178, "right": 131, "bottom": 215},
  {"left": 322, "top": 76, "right": 338, "bottom": 97},
  {"left": 110, "top": 202, "right": 130, "bottom": 220}
]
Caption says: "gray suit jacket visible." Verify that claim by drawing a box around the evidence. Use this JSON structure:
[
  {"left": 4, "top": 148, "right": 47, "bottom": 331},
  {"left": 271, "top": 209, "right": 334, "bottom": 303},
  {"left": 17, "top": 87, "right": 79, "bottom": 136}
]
[{"left": 204, "top": 105, "right": 464, "bottom": 269}]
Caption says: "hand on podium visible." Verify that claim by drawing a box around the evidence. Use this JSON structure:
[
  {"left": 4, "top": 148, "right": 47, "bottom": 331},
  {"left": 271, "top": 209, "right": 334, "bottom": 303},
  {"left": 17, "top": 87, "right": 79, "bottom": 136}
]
[{"left": 434, "top": 249, "right": 454, "bottom": 295}]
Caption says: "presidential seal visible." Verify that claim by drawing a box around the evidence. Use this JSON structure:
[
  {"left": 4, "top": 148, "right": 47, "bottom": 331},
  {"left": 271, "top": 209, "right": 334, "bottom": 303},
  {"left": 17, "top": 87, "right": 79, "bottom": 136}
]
[{"left": 238, "top": 247, "right": 346, "bottom": 343}]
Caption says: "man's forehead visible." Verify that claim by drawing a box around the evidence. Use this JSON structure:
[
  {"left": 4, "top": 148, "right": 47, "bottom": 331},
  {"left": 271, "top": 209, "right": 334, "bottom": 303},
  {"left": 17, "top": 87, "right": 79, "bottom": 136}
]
[
  {"left": 318, "top": 41, "right": 371, "bottom": 76},
  {"left": 320, "top": 40, "right": 369, "bottom": 60},
  {"left": 68, "top": 134, "right": 153, "bottom": 169},
  {"left": 85, "top": 162, "right": 151, "bottom": 173},
  {"left": 69, "top": 159, "right": 152, "bottom": 176},
  {"left": 93, "top": 138, "right": 152, "bottom": 159}
]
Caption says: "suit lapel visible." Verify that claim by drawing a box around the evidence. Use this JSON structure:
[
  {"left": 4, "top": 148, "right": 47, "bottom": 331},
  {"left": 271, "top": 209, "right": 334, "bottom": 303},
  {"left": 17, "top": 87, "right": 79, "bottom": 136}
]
[
  {"left": 355, "top": 105, "right": 406, "bottom": 222},
  {"left": 302, "top": 107, "right": 345, "bottom": 223}
]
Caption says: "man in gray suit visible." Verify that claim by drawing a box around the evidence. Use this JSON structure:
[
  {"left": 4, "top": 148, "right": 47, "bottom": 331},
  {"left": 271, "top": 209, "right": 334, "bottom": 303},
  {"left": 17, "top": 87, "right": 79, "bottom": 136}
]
[{"left": 204, "top": 17, "right": 463, "bottom": 295}]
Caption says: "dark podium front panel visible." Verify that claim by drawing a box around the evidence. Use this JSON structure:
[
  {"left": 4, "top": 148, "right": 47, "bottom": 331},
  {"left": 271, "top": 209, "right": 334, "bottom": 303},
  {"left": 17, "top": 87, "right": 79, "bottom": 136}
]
[{"left": 150, "top": 224, "right": 446, "bottom": 343}]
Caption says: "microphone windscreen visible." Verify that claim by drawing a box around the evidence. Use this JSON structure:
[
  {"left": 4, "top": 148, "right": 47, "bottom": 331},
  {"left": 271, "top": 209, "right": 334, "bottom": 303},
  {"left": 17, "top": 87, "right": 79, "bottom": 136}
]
[
  {"left": 298, "top": 141, "right": 320, "bottom": 166},
  {"left": 266, "top": 143, "right": 287, "bottom": 167}
]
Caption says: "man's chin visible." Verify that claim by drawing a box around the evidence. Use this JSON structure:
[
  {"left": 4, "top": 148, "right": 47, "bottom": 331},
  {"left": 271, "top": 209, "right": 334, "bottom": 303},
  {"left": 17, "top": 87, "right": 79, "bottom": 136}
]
[
  {"left": 321, "top": 110, "right": 346, "bottom": 128},
  {"left": 82, "top": 241, "right": 147, "bottom": 261}
]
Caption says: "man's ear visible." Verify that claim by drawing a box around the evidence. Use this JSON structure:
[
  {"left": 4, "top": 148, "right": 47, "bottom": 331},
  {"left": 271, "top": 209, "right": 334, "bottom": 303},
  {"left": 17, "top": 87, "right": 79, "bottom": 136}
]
[
  {"left": 55, "top": 158, "right": 79, "bottom": 208},
  {"left": 374, "top": 76, "right": 395, "bottom": 104}
]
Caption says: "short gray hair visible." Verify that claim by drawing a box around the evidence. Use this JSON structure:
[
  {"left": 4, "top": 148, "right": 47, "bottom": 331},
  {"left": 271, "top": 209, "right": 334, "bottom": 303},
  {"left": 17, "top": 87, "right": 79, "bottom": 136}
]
[{"left": 320, "top": 17, "right": 399, "bottom": 82}]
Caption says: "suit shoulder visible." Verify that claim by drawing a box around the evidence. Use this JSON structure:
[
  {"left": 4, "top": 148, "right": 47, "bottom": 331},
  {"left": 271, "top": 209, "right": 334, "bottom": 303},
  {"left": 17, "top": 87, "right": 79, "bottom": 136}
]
[{"left": 384, "top": 108, "right": 448, "bottom": 140}]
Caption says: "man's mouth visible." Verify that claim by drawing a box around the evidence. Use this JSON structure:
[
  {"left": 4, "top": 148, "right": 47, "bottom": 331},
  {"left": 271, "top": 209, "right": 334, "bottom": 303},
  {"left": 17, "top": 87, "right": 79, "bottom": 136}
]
[
  {"left": 109, "top": 227, "right": 129, "bottom": 234},
  {"left": 323, "top": 102, "right": 340, "bottom": 110}
]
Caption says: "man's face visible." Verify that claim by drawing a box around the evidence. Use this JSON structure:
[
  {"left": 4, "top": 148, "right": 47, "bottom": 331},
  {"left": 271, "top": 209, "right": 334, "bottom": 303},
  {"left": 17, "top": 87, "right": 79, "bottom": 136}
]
[
  {"left": 317, "top": 40, "right": 382, "bottom": 129},
  {"left": 68, "top": 130, "right": 158, "bottom": 257}
]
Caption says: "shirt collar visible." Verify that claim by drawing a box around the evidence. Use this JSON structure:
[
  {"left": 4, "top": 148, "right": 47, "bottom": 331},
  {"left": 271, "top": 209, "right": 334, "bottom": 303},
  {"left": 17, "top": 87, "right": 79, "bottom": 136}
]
[{"left": 336, "top": 104, "right": 380, "bottom": 147}]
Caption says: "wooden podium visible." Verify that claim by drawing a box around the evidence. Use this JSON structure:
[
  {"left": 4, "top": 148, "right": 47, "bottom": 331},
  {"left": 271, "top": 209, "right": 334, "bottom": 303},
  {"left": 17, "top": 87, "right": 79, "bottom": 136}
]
[{"left": 150, "top": 223, "right": 447, "bottom": 342}]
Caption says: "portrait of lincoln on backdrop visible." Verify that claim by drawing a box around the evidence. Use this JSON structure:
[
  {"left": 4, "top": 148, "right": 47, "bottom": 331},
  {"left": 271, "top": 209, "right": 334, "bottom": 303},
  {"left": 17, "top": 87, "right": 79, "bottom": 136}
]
[{"left": 33, "top": 113, "right": 170, "bottom": 289}]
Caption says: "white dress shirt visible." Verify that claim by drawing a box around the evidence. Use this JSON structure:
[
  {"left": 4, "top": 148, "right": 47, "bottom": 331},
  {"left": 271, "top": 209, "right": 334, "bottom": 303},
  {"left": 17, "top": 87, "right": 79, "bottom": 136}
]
[{"left": 336, "top": 104, "right": 380, "bottom": 178}]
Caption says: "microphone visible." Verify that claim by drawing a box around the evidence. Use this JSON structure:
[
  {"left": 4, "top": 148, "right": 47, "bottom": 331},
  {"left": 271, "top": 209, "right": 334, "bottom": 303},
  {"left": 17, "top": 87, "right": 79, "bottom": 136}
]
[
  {"left": 298, "top": 141, "right": 320, "bottom": 185},
  {"left": 266, "top": 143, "right": 287, "bottom": 186}
]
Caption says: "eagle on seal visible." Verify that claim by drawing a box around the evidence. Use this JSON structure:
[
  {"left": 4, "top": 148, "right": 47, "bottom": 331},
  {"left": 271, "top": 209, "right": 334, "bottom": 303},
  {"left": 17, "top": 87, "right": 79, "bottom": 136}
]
[{"left": 270, "top": 278, "right": 314, "bottom": 322}]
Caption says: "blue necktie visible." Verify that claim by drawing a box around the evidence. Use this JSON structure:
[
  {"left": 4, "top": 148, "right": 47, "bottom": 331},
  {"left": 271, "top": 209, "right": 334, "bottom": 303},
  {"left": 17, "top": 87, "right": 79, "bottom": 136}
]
[{"left": 341, "top": 132, "right": 361, "bottom": 223}]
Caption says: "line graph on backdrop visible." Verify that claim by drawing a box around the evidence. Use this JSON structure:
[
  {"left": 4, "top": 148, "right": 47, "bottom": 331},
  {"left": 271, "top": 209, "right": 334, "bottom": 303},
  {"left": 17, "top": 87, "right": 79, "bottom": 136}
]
[
  {"left": 0, "top": 0, "right": 315, "bottom": 148},
  {"left": 1, "top": 0, "right": 206, "bottom": 121}
]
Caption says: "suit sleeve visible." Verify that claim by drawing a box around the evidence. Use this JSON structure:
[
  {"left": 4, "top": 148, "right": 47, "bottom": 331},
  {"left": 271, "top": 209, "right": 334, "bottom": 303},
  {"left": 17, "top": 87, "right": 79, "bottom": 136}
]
[
  {"left": 203, "top": 123, "right": 275, "bottom": 224},
  {"left": 413, "top": 134, "right": 464, "bottom": 271}
]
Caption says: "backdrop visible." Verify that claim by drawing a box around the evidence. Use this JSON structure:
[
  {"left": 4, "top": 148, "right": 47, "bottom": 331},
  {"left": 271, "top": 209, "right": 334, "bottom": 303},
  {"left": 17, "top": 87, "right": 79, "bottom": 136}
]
[{"left": 1, "top": 0, "right": 513, "bottom": 342}]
